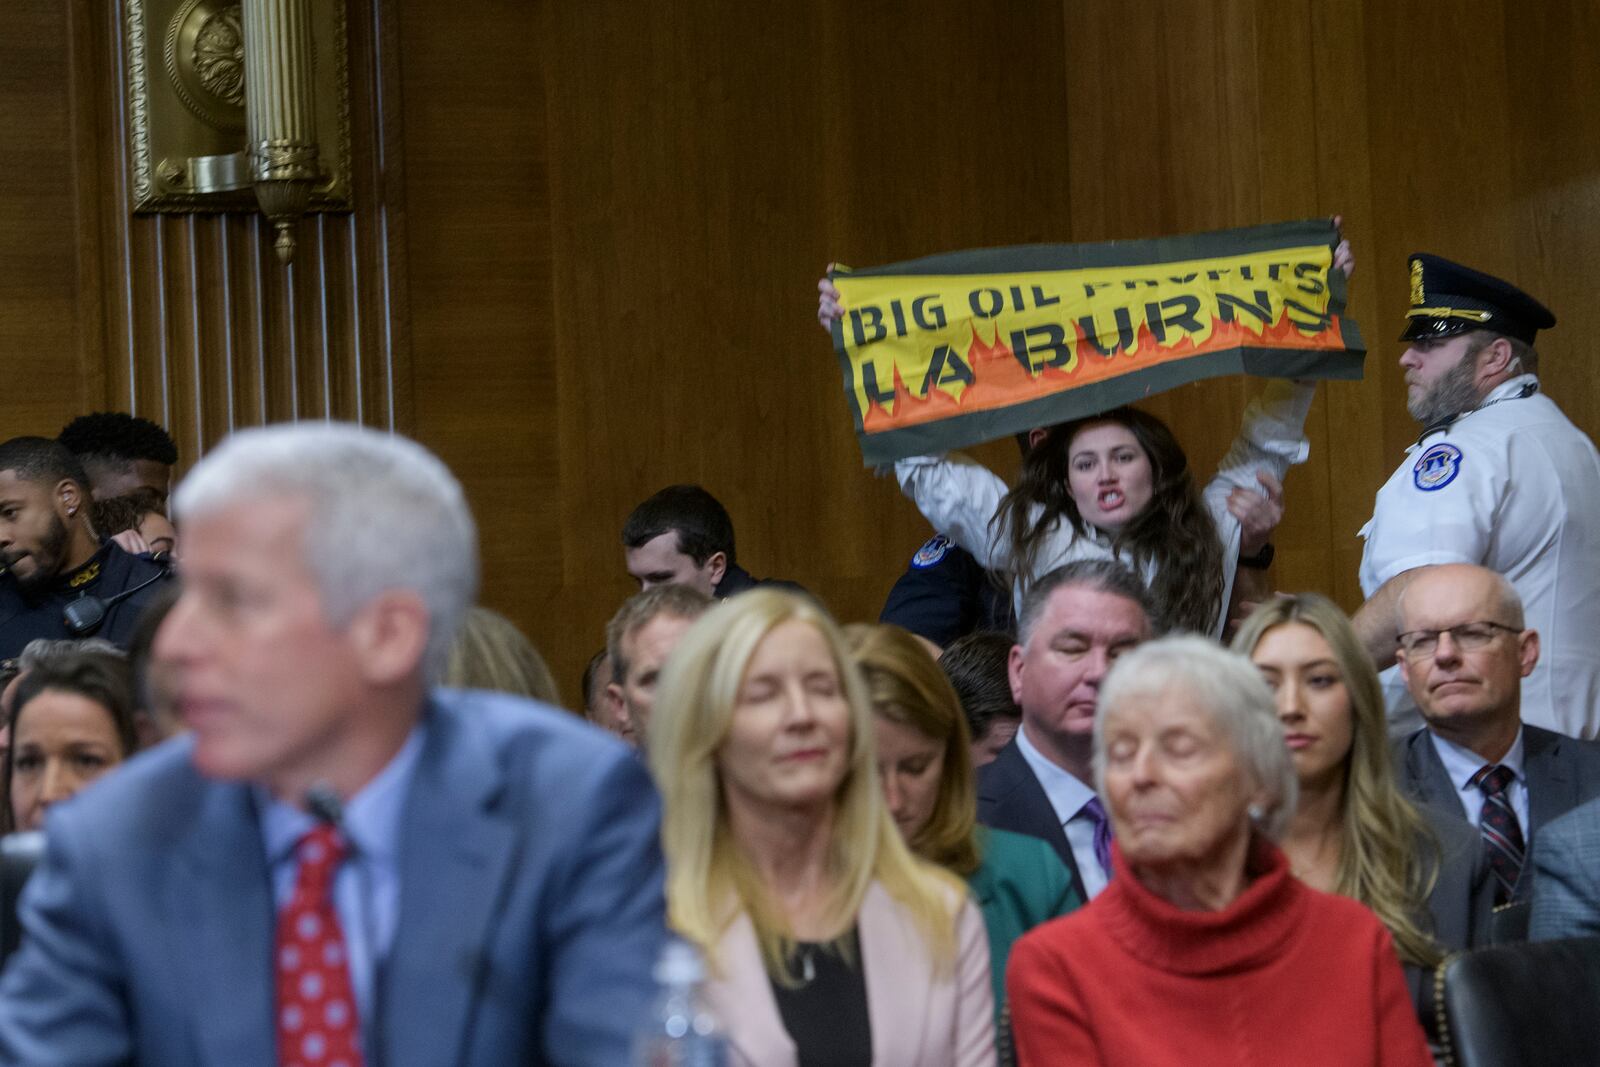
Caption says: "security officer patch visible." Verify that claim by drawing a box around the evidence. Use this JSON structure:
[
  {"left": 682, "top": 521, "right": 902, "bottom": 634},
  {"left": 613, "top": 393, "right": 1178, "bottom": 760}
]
[
  {"left": 1413, "top": 443, "right": 1463, "bottom": 492},
  {"left": 911, "top": 534, "right": 953, "bottom": 568}
]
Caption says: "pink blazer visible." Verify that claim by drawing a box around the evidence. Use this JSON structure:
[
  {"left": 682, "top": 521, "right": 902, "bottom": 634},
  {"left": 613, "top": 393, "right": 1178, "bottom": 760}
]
[{"left": 705, "top": 881, "right": 996, "bottom": 1067}]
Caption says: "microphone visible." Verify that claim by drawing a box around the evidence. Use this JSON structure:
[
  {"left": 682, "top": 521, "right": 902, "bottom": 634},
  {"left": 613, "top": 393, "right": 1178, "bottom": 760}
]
[
  {"left": 301, "top": 782, "right": 385, "bottom": 1067},
  {"left": 303, "top": 783, "right": 345, "bottom": 829},
  {"left": 63, "top": 559, "right": 173, "bottom": 637}
]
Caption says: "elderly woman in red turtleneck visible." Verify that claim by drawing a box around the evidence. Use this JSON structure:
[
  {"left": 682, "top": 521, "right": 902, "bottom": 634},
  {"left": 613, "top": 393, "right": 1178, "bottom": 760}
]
[{"left": 1007, "top": 636, "right": 1431, "bottom": 1067}]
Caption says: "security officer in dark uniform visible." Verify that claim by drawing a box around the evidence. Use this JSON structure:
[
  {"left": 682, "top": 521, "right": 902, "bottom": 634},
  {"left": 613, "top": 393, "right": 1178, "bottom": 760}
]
[
  {"left": 0, "top": 437, "right": 170, "bottom": 661},
  {"left": 879, "top": 533, "right": 1013, "bottom": 647}
]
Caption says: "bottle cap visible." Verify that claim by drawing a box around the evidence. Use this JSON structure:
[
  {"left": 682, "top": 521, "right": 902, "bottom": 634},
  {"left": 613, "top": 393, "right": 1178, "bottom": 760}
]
[{"left": 653, "top": 939, "right": 706, "bottom": 985}]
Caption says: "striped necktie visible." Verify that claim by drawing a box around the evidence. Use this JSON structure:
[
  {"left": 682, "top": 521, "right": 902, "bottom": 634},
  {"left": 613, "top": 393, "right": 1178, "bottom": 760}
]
[{"left": 1469, "top": 763, "right": 1525, "bottom": 906}]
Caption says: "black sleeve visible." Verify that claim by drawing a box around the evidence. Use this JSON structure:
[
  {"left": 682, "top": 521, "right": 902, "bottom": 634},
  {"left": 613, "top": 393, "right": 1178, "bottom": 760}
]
[{"left": 878, "top": 535, "right": 985, "bottom": 647}]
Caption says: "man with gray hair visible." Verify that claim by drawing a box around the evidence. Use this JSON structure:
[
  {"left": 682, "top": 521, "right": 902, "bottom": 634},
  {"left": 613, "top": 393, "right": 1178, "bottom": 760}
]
[
  {"left": 1391, "top": 563, "right": 1600, "bottom": 909},
  {"left": 604, "top": 583, "right": 713, "bottom": 746},
  {"left": 0, "top": 423, "right": 668, "bottom": 1066},
  {"left": 977, "top": 559, "right": 1155, "bottom": 902}
]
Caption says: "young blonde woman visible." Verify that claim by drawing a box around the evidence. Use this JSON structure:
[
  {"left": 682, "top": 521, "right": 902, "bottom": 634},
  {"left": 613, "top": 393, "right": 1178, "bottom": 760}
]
[
  {"left": 844, "top": 623, "right": 1078, "bottom": 1063},
  {"left": 649, "top": 590, "right": 995, "bottom": 1067},
  {"left": 1232, "top": 593, "right": 1494, "bottom": 1037}
]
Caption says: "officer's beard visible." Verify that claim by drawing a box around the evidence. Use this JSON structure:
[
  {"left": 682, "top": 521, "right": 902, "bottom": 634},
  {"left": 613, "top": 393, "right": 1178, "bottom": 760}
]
[
  {"left": 9, "top": 514, "right": 71, "bottom": 595},
  {"left": 1407, "top": 355, "right": 1483, "bottom": 427}
]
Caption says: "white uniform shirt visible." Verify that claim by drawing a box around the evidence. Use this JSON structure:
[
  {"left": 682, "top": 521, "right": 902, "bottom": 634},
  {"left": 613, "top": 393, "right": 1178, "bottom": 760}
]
[
  {"left": 1360, "top": 374, "right": 1600, "bottom": 739},
  {"left": 894, "top": 380, "right": 1316, "bottom": 637}
]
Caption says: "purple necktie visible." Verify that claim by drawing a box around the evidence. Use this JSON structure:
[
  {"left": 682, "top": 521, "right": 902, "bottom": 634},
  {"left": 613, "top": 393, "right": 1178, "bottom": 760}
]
[{"left": 1082, "top": 796, "right": 1114, "bottom": 877}]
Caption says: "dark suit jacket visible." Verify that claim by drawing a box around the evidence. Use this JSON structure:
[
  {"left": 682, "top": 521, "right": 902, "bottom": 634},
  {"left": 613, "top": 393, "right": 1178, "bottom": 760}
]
[
  {"left": 1393, "top": 723, "right": 1600, "bottom": 901},
  {"left": 0, "top": 689, "right": 668, "bottom": 1067},
  {"left": 976, "top": 739, "right": 1086, "bottom": 902},
  {"left": 714, "top": 563, "right": 806, "bottom": 599}
]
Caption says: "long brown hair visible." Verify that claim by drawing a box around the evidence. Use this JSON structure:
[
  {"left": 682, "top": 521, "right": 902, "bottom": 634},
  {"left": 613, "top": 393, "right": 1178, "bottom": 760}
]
[
  {"left": 844, "top": 624, "right": 981, "bottom": 876},
  {"left": 1232, "top": 594, "right": 1443, "bottom": 968},
  {"left": 992, "top": 407, "right": 1223, "bottom": 634}
]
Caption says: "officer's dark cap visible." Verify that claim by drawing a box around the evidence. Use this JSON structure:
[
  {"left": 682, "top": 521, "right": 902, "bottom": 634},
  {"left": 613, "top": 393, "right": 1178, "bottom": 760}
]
[{"left": 1400, "top": 253, "right": 1556, "bottom": 345}]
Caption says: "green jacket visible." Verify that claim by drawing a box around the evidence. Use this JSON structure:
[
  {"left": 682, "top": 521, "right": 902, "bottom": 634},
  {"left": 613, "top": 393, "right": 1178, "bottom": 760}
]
[{"left": 966, "top": 826, "right": 1082, "bottom": 1029}]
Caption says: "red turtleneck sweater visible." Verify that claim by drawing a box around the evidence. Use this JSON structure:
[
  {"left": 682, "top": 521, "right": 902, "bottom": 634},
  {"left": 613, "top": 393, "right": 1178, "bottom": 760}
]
[{"left": 1007, "top": 839, "right": 1432, "bottom": 1067}]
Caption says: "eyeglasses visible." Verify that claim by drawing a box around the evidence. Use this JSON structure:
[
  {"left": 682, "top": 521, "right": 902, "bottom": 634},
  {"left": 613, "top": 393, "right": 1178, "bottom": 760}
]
[{"left": 1396, "top": 621, "right": 1520, "bottom": 659}]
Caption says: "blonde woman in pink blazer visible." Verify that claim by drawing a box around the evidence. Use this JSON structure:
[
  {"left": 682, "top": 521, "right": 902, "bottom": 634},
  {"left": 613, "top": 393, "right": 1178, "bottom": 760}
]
[{"left": 650, "top": 589, "right": 995, "bottom": 1067}]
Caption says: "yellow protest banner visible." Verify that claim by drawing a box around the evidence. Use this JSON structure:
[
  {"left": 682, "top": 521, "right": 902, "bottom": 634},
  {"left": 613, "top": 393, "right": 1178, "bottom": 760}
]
[{"left": 829, "top": 218, "right": 1363, "bottom": 464}]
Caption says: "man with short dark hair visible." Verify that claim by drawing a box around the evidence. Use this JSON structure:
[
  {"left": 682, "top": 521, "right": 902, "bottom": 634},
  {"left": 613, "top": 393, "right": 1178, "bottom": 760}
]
[
  {"left": 57, "top": 412, "right": 178, "bottom": 511},
  {"left": 621, "top": 484, "right": 799, "bottom": 598},
  {"left": 604, "top": 584, "right": 713, "bottom": 744},
  {"left": 0, "top": 437, "right": 169, "bottom": 659},
  {"left": 978, "top": 560, "right": 1154, "bottom": 902},
  {"left": 938, "top": 630, "right": 1021, "bottom": 768},
  {"left": 1391, "top": 564, "right": 1600, "bottom": 907}
]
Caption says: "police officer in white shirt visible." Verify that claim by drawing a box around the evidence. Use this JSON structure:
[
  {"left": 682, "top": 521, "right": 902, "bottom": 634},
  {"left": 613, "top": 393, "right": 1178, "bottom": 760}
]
[{"left": 1353, "top": 254, "right": 1600, "bottom": 740}]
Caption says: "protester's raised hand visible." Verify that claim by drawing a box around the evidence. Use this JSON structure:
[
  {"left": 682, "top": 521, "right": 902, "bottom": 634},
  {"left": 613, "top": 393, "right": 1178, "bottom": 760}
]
[
  {"left": 1228, "top": 470, "right": 1284, "bottom": 557},
  {"left": 1332, "top": 215, "right": 1354, "bottom": 282},
  {"left": 818, "top": 271, "right": 844, "bottom": 333}
]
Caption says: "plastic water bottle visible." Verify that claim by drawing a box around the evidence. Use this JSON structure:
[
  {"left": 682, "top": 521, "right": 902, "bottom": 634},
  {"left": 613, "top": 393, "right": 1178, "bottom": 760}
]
[{"left": 631, "top": 939, "right": 729, "bottom": 1067}]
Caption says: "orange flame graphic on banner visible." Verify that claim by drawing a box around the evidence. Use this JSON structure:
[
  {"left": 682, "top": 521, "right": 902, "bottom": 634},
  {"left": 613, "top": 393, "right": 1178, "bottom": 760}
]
[{"left": 861, "top": 311, "right": 1340, "bottom": 434}]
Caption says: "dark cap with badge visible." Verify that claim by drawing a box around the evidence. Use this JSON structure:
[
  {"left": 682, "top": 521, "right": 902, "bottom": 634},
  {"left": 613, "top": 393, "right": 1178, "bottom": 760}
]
[{"left": 1400, "top": 253, "right": 1557, "bottom": 345}]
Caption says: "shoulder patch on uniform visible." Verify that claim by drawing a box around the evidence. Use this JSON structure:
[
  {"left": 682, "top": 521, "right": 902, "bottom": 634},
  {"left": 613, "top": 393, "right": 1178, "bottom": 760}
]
[
  {"left": 910, "top": 534, "right": 952, "bottom": 568},
  {"left": 1412, "top": 443, "right": 1463, "bottom": 492}
]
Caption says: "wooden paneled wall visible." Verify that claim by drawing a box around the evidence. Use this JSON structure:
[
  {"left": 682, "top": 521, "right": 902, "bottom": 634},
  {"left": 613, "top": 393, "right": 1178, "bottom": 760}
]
[
  {"left": 6, "top": 0, "right": 410, "bottom": 465},
  {"left": 5, "top": 0, "right": 1600, "bottom": 704}
]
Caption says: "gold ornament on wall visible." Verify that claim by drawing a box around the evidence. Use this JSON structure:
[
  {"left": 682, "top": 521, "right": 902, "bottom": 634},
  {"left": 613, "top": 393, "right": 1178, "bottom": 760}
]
[{"left": 126, "top": 0, "right": 351, "bottom": 263}]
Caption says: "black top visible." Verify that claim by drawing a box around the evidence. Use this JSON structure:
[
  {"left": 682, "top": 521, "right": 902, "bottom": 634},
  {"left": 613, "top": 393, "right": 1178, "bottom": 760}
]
[
  {"left": 769, "top": 928, "right": 871, "bottom": 1067},
  {"left": 0, "top": 542, "right": 170, "bottom": 660},
  {"left": 714, "top": 563, "right": 807, "bottom": 599}
]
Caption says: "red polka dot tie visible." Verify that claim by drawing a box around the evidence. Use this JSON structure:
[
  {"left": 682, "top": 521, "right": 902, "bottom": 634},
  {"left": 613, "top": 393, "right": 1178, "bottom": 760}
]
[{"left": 275, "top": 824, "right": 365, "bottom": 1067}]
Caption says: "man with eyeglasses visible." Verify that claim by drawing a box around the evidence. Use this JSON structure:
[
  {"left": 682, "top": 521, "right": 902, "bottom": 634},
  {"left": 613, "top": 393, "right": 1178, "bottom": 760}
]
[
  {"left": 1353, "top": 254, "right": 1600, "bottom": 740},
  {"left": 1391, "top": 564, "right": 1600, "bottom": 910}
]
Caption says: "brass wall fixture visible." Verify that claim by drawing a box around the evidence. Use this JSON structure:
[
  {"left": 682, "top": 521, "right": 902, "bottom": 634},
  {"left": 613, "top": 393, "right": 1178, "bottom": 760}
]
[{"left": 125, "top": 0, "right": 351, "bottom": 262}]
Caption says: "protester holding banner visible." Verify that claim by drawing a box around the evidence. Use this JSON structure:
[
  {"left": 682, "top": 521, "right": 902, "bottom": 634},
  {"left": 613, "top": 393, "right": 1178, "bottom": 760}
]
[{"left": 820, "top": 220, "right": 1357, "bottom": 638}]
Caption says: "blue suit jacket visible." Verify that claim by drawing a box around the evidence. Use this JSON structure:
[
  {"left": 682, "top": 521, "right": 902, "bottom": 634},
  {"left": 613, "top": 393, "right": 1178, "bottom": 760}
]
[
  {"left": 0, "top": 689, "right": 668, "bottom": 1066},
  {"left": 1529, "top": 793, "right": 1600, "bottom": 940}
]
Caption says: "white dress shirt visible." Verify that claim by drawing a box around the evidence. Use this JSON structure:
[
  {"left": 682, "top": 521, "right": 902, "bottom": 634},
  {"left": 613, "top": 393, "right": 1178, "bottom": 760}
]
[
  {"left": 257, "top": 727, "right": 425, "bottom": 1019},
  {"left": 1015, "top": 724, "right": 1109, "bottom": 898},
  {"left": 1430, "top": 727, "right": 1530, "bottom": 835}
]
